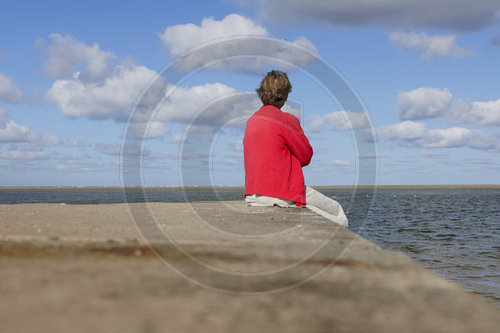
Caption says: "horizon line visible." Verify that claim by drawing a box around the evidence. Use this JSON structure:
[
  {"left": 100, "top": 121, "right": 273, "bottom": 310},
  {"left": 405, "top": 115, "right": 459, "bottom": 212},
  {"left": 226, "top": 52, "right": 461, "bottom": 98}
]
[{"left": 1, "top": 184, "right": 499, "bottom": 190}]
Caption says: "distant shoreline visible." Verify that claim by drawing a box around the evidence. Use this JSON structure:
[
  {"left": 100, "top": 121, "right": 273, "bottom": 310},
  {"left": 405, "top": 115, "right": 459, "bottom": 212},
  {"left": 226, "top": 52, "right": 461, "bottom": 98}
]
[{"left": 1, "top": 185, "right": 499, "bottom": 190}]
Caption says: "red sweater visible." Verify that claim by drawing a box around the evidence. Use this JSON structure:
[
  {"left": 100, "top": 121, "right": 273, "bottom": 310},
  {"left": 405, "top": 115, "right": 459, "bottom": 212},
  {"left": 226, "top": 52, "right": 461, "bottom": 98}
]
[{"left": 243, "top": 105, "right": 313, "bottom": 205}]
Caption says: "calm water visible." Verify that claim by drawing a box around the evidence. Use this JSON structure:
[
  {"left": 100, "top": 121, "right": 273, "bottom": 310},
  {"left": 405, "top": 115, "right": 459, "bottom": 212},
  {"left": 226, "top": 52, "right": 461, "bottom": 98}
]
[
  {"left": 1, "top": 187, "right": 498, "bottom": 306},
  {"left": 327, "top": 188, "right": 499, "bottom": 307}
]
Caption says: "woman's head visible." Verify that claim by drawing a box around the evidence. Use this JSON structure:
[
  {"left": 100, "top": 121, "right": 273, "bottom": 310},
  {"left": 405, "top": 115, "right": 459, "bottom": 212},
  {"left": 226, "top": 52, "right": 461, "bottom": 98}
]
[{"left": 256, "top": 70, "right": 292, "bottom": 109}]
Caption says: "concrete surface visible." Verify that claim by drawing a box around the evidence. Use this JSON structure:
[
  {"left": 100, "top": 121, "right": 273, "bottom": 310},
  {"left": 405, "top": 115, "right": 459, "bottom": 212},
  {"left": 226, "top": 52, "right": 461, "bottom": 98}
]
[{"left": 0, "top": 201, "right": 498, "bottom": 333}]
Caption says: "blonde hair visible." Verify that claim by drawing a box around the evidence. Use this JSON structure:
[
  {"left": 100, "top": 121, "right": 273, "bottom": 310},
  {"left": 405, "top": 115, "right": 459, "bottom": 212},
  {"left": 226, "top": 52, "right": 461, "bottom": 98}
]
[{"left": 256, "top": 70, "right": 292, "bottom": 106}]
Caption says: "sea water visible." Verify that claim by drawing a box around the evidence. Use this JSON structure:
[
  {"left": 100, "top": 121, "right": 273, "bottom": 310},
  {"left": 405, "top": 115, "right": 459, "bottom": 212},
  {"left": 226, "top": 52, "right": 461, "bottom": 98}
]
[
  {"left": 0, "top": 187, "right": 498, "bottom": 306},
  {"left": 327, "top": 187, "right": 499, "bottom": 307}
]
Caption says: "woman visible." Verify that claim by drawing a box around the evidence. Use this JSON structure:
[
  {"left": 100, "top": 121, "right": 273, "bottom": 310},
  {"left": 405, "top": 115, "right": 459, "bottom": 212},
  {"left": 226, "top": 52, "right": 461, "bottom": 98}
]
[{"left": 244, "top": 70, "right": 348, "bottom": 227}]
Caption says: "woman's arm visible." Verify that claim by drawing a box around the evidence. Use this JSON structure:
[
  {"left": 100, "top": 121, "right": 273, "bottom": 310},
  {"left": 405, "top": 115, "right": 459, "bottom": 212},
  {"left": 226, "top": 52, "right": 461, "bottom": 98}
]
[{"left": 283, "top": 114, "right": 313, "bottom": 167}]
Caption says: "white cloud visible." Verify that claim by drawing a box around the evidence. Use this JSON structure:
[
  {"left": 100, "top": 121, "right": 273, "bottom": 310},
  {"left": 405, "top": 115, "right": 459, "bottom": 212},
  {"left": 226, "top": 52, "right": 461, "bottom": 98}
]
[
  {"left": 0, "top": 73, "right": 23, "bottom": 103},
  {"left": 39, "top": 135, "right": 62, "bottom": 147},
  {"left": 54, "top": 162, "right": 105, "bottom": 173},
  {"left": 158, "top": 83, "right": 237, "bottom": 122},
  {"left": 396, "top": 87, "right": 500, "bottom": 126},
  {"left": 0, "top": 109, "right": 40, "bottom": 143},
  {"left": 359, "top": 153, "right": 378, "bottom": 159},
  {"left": 37, "top": 33, "right": 116, "bottom": 81},
  {"left": 451, "top": 98, "right": 500, "bottom": 126},
  {"left": 0, "top": 150, "right": 49, "bottom": 161},
  {"left": 0, "top": 108, "right": 9, "bottom": 124},
  {"left": 41, "top": 35, "right": 174, "bottom": 140},
  {"left": 252, "top": 0, "right": 500, "bottom": 31},
  {"left": 40, "top": 34, "right": 172, "bottom": 139},
  {"left": 0, "top": 108, "right": 62, "bottom": 146},
  {"left": 382, "top": 121, "right": 428, "bottom": 140},
  {"left": 281, "top": 103, "right": 302, "bottom": 120},
  {"left": 423, "top": 127, "right": 496, "bottom": 150},
  {"left": 96, "top": 143, "right": 152, "bottom": 158},
  {"left": 156, "top": 84, "right": 261, "bottom": 132},
  {"left": 170, "top": 134, "right": 184, "bottom": 143},
  {"left": 42, "top": 33, "right": 307, "bottom": 140},
  {"left": 226, "top": 140, "right": 243, "bottom": 152},
  {"left": 129, "top": 121, "right": 170, "bottom": 139},
  {"left": 331, "top": 160, "right": 350, "bottom": 166},
  {"left": 46, "top": 63, "right": 159, "bottom": 122},
  {"left": 55, "top": 154, "right": 105, "bottom": 172},
  {"left": 42, "top": 34, "right": 261, "bottom": 136},
  {"left": 308, "top": 114, "right": 324, "bottom": 132},
  {"left": 95, "top": 143, "right": 121, "bottom": 156},
  {"left": 361, "top": 128, "right": 377, "bottom": 143},
  {"left": 159, "top": 14, "right": 267, "bottom": 56},
  {"left": 397, "top": 87, "right": 452, "bottom": 120},
  {"left": 68, "top": 136, "right": 91, "bottom": 147},
  {"left": 381, "top": 121, "right": 499, "bottom": 151},
  {"left": 159, "top": 14, "right": 318, "bottom": 72},
  {"left": 309, "top": 110, "right": 370, "bottom": 132},
  {"left": 389, "top": 32, "right": 474, "bottom": 59}
]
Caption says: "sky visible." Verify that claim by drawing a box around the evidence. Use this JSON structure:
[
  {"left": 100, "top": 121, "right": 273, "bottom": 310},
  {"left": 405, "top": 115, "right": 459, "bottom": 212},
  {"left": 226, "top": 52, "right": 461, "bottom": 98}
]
[{"left": 1, "top": 0, "right": 499, "bottom": 186}]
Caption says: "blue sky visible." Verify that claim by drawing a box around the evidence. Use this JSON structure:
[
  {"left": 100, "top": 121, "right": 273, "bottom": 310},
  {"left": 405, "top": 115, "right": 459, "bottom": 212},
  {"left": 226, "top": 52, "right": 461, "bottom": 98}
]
[{"left": 1, "top": 0, "right": 499, "bottom": 186}]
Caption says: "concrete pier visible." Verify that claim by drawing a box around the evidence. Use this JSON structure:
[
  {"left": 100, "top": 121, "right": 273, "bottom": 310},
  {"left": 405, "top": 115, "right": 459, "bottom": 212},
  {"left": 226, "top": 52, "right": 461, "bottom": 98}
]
[{"left": 0, "top": 201, "right": 498, "bottom": 332}]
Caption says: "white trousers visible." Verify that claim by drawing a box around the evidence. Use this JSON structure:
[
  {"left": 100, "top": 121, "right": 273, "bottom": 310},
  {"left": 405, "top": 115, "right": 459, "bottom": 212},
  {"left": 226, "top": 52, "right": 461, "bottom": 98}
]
[{"left": 245, "top": 186, "right": 348, "bottom": 227}]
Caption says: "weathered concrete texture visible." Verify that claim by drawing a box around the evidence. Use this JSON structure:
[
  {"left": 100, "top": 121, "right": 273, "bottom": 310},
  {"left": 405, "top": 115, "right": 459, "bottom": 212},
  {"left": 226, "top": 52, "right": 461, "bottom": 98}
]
[{"left": 0, "top": 202, "right": 498, "bottom": 333}]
